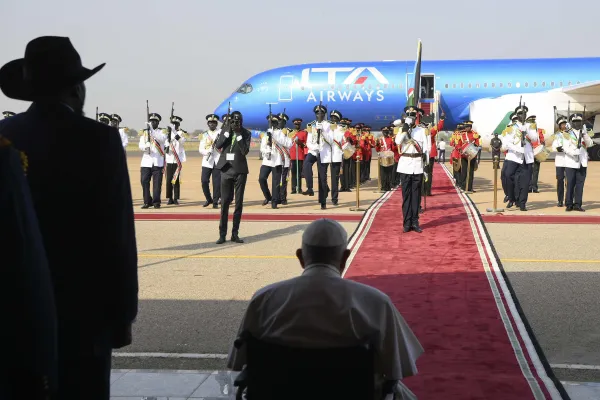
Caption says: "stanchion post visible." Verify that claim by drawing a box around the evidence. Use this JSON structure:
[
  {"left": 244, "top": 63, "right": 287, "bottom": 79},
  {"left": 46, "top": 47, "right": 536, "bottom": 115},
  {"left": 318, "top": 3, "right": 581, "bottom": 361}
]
[
  {"left": 373, "top": 157, "right": 385, "bottom": 193},
  {"left": 486, "top": 154, "right": 504, "bottom": 213},
  {"left": 465, "top": 157, "right": 473, "bottom": 194},
  {"left": 350, "top": 155, "right": 366, "bottom": 211}
]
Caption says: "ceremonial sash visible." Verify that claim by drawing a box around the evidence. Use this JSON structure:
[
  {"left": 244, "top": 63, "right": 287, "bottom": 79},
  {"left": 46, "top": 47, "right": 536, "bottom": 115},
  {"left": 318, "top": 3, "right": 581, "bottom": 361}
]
[
  {"left": 281, "top": 145, "right": 290, "bottom": 161},
  {"left": 333, "top": 139, "right": 343, "bottom": 150},
  {"left": 152, "top": 137, "right": 165, "bottom": 157},
  {"left": 274, "top": 143, "right": 286, "bottom": 163},
  {"left": 170, "top": 141, "right": 183, "bottom": 184}
]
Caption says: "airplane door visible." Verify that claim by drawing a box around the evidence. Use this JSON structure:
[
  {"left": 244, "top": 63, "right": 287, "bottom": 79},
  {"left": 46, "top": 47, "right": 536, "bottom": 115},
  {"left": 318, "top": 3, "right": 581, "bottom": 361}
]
[{"left": 279, "top": 75, "right": 293, "bottom": 102}]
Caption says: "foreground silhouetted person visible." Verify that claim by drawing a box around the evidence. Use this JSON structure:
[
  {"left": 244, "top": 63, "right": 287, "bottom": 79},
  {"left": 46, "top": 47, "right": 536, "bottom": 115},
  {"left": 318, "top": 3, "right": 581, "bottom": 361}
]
[
  {"left": 0, "top": 138, "right": 57, "bottom": 399},
  {"left": 0, "top": 36, "right": 139, "bottom": 400},
  {"left": 228, "top": 218, "right": 424, "bottom": 399}
]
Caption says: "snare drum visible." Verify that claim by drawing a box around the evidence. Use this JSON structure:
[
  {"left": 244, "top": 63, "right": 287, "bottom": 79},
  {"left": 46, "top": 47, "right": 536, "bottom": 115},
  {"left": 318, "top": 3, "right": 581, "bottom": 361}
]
[
  {"left": 379, "top": 150, "right": 395, "bottom": 167},
  {"left": 462, "top": 143, "right": 479, "bottom": 160},
  {"left": 343, "top": 145, "right": 356, "bottom": 160},
  {"left": 533, "top": 145, "right": 550, "bottom": 162}
]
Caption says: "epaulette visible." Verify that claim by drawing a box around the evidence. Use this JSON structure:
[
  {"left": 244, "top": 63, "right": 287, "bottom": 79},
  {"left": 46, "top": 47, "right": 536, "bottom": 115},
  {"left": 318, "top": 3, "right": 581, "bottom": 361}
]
[
  {"left": 562, "top": 132, "right": 570, "bottom": 140},
  {"left": 473, "top": 133, "right": 480, "bottom": 139}
]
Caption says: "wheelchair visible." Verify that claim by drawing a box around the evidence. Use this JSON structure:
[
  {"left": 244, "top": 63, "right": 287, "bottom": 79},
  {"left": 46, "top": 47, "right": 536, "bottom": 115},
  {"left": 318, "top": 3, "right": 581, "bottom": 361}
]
[{"left": 232, "top": 331, "right": 396, "bottom": 400}]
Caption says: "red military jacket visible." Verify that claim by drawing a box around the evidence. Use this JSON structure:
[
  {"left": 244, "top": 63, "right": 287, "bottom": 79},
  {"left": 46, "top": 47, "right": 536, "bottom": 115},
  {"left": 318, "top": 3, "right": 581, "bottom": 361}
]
[
  {"left": 289, "top": 129, "right": 307, "bottom": 160},
  {"left": 360, "top": 133, "right": 374, "bottom": 161},
  {"left": 429, "top": 119, "right": 445, "bottom": 159},
  {"left": 375, "top": 136, "right": 396, "bottom": 153},
  {"left": 458, "top": 130, "right": 481, "bottom": 159}
]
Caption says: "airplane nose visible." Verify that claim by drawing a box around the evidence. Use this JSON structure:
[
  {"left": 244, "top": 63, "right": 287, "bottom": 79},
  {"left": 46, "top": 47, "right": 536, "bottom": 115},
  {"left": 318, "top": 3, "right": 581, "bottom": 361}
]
[{"left": 214, "top": 98, "right": 230, "bottom": 118}]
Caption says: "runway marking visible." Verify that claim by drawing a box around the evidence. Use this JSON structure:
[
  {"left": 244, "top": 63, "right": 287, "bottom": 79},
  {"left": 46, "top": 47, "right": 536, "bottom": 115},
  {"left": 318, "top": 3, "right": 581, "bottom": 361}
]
[
  {"left": 551, "top": 363, "right": 600, "bottom": 370},
  {"left": 113, "top": 352, "right": 228, "bottom": 359},
  {"left": 138, "top": 254, "right": 295, "bottom": 259},
  {"left": 501, "top": 258, "right": 600, "bottom": 264}
]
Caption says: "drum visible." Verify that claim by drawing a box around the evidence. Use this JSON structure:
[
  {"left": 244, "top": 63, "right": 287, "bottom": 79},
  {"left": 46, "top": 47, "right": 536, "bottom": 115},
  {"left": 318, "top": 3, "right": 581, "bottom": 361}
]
[
  {"left": 462, "top": 143, "right": 479, "bottom": 160},
  {"left": 452, "top": 158, "right": 461, "bottom": 172},
  {"left": 379, "top": 150, "right": 395, "bottom": 167},
  {"left": 343, "top": 147, "right": 356, "bottom": 160},
  {"left": 533, "top": 145, "right": 550, "bottom": 162}
]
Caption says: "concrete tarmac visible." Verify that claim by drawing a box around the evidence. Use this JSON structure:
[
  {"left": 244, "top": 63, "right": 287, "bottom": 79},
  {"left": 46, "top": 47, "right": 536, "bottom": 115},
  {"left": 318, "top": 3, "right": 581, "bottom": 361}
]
[{"left": 116, "top": 154, "right": 600, "bottom": 385}]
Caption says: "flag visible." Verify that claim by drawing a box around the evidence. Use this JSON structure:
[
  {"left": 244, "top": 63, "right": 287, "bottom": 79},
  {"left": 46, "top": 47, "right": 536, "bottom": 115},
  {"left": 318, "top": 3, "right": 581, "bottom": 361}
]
[{"left": 406, "top": 39, "right": 422, "bottom": 108}]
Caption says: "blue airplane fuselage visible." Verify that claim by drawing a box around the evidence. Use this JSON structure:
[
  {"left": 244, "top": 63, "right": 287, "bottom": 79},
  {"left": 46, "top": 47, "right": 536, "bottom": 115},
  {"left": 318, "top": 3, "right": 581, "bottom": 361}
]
[{"left": 215, "top": 57, "right": 600, "bottom": 134}]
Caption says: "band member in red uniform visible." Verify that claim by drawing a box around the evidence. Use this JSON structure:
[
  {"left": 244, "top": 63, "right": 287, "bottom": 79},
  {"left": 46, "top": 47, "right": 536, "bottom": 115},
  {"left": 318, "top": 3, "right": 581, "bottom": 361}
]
[
  {"left": 424, "top": 114, "right": 445, "bottom": 195},
  {"left": 449, "top": 124, "right": 464, "bottom": 184},
  {"left": 289, "top": 118, "right": 307, "bottom": 194},
  {"left": 459, "top": 121, "right": 481, "bottom": 192},
  {"left": 360, "top": 126, "right": 374, "bottom": 183},
  {"left": 375, "top": 127, "right": 397, "bottom": 191},
  {"left": 525, "top": 115, "right": 545, "bottom": 193},
  {"left": 352, "top": 124, "right": 364, "bottom": 187}
]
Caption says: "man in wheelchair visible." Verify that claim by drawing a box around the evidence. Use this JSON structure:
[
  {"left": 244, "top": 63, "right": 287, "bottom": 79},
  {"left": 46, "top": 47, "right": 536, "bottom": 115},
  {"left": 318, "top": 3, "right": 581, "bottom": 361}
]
[{"left": 227, "top": 219, "right": 424, "bottom": 399}]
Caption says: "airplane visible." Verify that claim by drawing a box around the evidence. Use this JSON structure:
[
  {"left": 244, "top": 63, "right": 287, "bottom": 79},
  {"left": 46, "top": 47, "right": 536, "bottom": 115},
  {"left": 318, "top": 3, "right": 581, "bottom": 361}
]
[{"left": 214, "top": 56, "right": 600, "bottom": 160}]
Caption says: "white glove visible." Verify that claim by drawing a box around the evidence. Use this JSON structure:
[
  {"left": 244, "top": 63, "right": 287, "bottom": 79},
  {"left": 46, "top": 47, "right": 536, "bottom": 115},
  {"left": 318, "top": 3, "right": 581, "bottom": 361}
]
[
  {"left": 405, "top": 117, "right": 413, "bottom": 125},
  {"left": 236, "top": 135, "right": 242, "bottom": 142},
  {"left": 144, "top": 142, "right": 151, "bottom": 149},
  {"left": 170, "top": 123, "right": 176, "bottom": 131},
  {"left": 146, "top": 121, "right": 152, "bottom": 127},
  {"left": 223, "top": 132, "right": 230, "bottom": 138},
  {"left": 316, "top": 122, "right": 323, "bottom": 130},
  {"left": 294, "top": 137, "right": 299, "bottom": 143},
  {"left": 393, "top": 119, "right": 403, "bottom": 127}
]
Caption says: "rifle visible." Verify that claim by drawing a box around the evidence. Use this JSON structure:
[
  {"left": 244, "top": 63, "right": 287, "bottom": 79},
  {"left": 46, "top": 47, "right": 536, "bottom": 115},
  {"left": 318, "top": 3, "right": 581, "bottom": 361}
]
[
  {"left": 316, "top": 101, "right": 323, "bottom": 144},
  {"left": 577, "top": 105, "right": 586, "bottom": 149},
  {"left": 166, "top": 102, "right": 175, "bottom": 154},
  {"left": 95, "top": 107, "right": 98, "bottom": 121},
  {"left": 267, "top": 104, "right": 272, "bottom": 160},
  {"left": 145, "top": 100, "right": 151, "bottom": 154}
]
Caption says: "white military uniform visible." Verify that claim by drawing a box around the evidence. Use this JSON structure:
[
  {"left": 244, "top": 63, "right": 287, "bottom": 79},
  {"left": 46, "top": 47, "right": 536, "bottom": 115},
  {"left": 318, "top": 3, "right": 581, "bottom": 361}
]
[
  {"left": 552, "top": 126, "right": 594, "bottom": 208},
  {"left": 139, "top": 125, "right": 167, "bottom": 207},
  {"left": 259, "top": 128, "right": 293, "bottom": 206},
  {"left": 199, "top": 128, "right": 222, "bottom": 206},
  {"left": 305, "top": 120, "right": 333, "bottom": 205},
  {"left": 500, "top": 121, "right": 538, "bottom": 208},
  {"left": 165, "top": 128, "right": 187, "bottom": 164},
  {"left": 551, "top": 129, "right": 567, "bottom": 205},
  {"left": 395, "top": 123, "right": 430, "bottom": 230},
  {"left": 164, "top": 127, "right": 186, "bottom": 202}
]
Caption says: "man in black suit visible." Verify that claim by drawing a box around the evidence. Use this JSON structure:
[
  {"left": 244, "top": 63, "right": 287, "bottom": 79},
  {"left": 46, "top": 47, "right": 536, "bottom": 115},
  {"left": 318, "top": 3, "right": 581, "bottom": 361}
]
[
  {"left": 214, "top": 110, "right": 251, "bottom": 244},
  {"left": 0, "top": 36, "right": 138, "bottom": 400}
]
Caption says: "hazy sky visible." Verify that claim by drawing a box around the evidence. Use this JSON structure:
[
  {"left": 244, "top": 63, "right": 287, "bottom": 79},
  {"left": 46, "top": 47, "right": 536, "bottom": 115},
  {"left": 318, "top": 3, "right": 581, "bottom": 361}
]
[{"left": 2, "top": 0, "right": 598, "bottom": 130}]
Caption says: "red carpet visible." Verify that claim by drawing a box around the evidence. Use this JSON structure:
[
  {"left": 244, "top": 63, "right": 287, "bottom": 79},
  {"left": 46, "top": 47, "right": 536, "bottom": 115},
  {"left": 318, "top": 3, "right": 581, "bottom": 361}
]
[
  {"left": 482, "top": 214, "right": 600, "bottom": 224},
  {"left": 343, "top": 164, "right": 564, "bottom": 399},
  {"left": 134, "top": 213, "right": 363, "bottom": 222}
]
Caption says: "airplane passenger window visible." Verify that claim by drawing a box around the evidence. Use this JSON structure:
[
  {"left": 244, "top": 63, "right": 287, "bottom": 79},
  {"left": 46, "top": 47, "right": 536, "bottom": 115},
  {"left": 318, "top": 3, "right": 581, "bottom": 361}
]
[
  {"left": 551, "top": 82, "right": 554, "bottom": 87},
  {"left": 577, "top": 81, "right": 580, "bottom": 84},
  {"left": 460, "top": 83, "right": 464, "bottom": 88},
  {"left": 476, "top": 83, "right": 480, "bottom": 88},
  {"left": 525, "top": 82, "right": 529, "bottom": 88},
  {"left": 568, "top": 81, "right": 572, "bottom": 85},
  {"left": 559, "top": 81, "right": 563, "bottom": 86},
  {"left": 542, "top": 82, "right": 546, "bottom": 87},
  {"left": 491, "top": 83, "right": 495, "bottom": 88},
  {"left": 453, "top": 83, "right": 456, "bottom": 88},
  {"left": 484, "top": 83, "right": 487, "bottom": 88},
  {"left": 499, "top": 83, "right": 503, "bottom": 88},
  {"left": 533, "top": 82, "right": 537, "bottom": 87},
  {"left": 507, "top": 82, "right": 512, "bottom": 88},
  {"left": 236, "top": 83, "right": 253, "bottom": 94},
  {"left": 445, "top": 83, "right": 449, "bottom": 89},
  {"left": 468, "top": 83, "right": 472, "bottom": 88}
]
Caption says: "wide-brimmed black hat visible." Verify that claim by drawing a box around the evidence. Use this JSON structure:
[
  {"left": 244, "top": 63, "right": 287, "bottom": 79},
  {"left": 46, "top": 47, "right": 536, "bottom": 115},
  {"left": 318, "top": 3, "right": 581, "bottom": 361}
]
[{"left": 0, "top": 36, "right": 105, "bottom": 101}]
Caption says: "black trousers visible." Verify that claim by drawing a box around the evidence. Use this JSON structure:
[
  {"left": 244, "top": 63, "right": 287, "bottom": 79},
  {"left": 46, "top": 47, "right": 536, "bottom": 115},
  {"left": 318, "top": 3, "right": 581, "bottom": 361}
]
[
  {"left": 319, "top": 162, "right": 341, "bottom": 203},
  {"left": 438, "top": 149, "right": 446, "bottom": 163},
  {"left": 165, "top": 163, "right": 181, "bottom": 200},
  {"left": 529, "top": 160, "right": 541, "bottom": 191},
  {"left": 360, "top": 160, "right": 368, "bottom": 182},
  {"left": 219, "top": 166, "right": 247, "bottom": 238},
  {"left": 424, "top": 157, "right": 435, "bottom": 195},
  {"left": 380, "top": 165, "right": 394, "bottom": 191},
  {"left": 350, "top": 159, "right": 357, "bottom": 188},
  {"left": 515, "top": 161, "right": 533, "bottom": 208},
  {"left": 280, "top": 167, "right": 289, "bottom": 201},
  {"left": 341, "top": 158, "right": 352, "bottom": 190},
  {"left": 54, "top": 342, "right": 112, "bottom": 400},
  {"left": 565, "top": 167, "right": 586, "bottom": 207},
  {"left": 303, "top": 153, "right": 318, "bottom": 191},
  {"left": 140, "top": 166, "right": 163, "bottom": 206},
  {"left": 400, "top": 173, "right": 423, "bottom": 228},
  {"left": 258, "top": 165, "right": 282, "bottom": 206},
  {"left": 290, "top": 159, "right": 303, "bottom": 193},
  {"left": 201, "top": 166, "right": 221, "bottom": 204},
  {"left": 556, "top": 166, "right": 566, "bottom": 204},
  {"left": 501, "top": 160, "right": 508, "bottom": 197},
  {"left": 459, "top": 158, "right": 476, "bottom": 191},
  {"left": 393, "top": 162, "right": 400, "bottom": 186}
]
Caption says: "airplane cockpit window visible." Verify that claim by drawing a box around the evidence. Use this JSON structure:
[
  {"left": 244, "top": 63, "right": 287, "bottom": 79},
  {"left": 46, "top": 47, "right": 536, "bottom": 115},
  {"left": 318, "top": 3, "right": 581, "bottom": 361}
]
[{"left": 236, "top": 83, "right": 253, "bottom": 94}]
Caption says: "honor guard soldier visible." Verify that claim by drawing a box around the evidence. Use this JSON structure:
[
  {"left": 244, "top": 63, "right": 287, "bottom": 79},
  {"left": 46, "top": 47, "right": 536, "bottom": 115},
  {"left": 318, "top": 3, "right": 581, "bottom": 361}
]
[
  {"left": 277, "top": 112, "right": 292, "bottom": 205},
  {"left": 139, "top": 112, "right": 167, "bottom": 208},
  {"left": 199, "top": 114, "right": 222, "bottom": 208},
  {"left": 500, "top": 105, "right": 538, "bottom": 211},
  {"left": 303, "top": 104, "right": 330, "bottom": 198},
  {"left": 110, "top": 113, "right": 128, "bottom": 151},
  {"left": 525, "top": 115, "right": 544, "bottom": 193},
  {"left": 458, "top": 120, "right": 481, "bottom": 192},
  {"left": 259, "top": 114, "right": 293, "bottom": 209},
  {"left": 164, "top": 115, "right": 187, "bottom": 205},
  {"left": 553, "top": 113, "right": 594, "bottom": 211},
  {"left": 394, "top": 107, "right": 431, "bottom": 233},
  {"left": 2, "top": 111, "right": 15, "bottom": 119},
  {"left": 98, "top": 112, "right": 111, "bottom": 125},
  {"left": 340, "top": 118, "right": 354, "bottom": 192},
  {"left": 424, "top": 114, "right": 445, "bottom": 195},
  {"left": 289, "top": 118, "right": 308, "bottom": 194},
  {"left": 375, "top": 126, "right": 397, "bottom": 191},
  {"left": 320, "top": 109, "right": 344, "bottom": 206},
  {"left": 552, "top": 116, "right": 568, "bottom": 206},
  {"left": 500, "top": 113, "right": 519, "bottom": 202}
]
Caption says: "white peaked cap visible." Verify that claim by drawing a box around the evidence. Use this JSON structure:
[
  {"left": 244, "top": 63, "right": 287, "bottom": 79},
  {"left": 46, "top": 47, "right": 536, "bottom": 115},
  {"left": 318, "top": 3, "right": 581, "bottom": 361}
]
[
  {"left": 302, "top": 219, "right": 348, "bottom": 248},
  {"left": 393, "top": 119, "right": 404, "bottom": 127}
]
